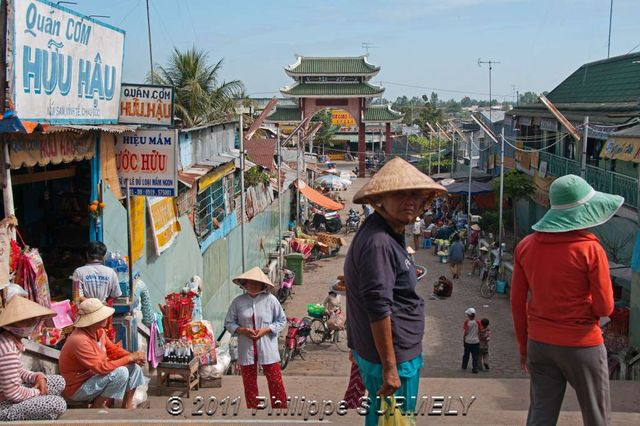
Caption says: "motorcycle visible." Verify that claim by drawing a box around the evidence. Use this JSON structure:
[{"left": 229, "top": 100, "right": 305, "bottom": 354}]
[
  {"left": 312, "top": 211, "right": 342, "bottom": 234},
  {"left": 276, "top": 269, "right": 295, "bottom": 305},
  {"left": 280, "top": 317, "right": 312, "bottom": 370},
  {"left": 344, "top": 209, "right": 360, "bottom": 234}
]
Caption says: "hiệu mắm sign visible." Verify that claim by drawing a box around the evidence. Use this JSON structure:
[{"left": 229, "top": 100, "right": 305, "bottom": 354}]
[
  {"left": 119, "top": 84, "right": 174, "bottom": 126},
  {"left": 115, "top": 129, "right": 178, "bottom": 197},
  {"left": 10, "top": 0, "right": 125, "bottom": 123}
]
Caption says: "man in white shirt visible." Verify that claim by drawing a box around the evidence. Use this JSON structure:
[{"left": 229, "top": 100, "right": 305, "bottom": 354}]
[{"left": 72, "top": 241, "right": 121, "bottom": 307}]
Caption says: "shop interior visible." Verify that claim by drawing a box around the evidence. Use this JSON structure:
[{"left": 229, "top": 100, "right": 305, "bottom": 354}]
[{"left": 2, "top": 160, "right": 92, "bottom": 301}]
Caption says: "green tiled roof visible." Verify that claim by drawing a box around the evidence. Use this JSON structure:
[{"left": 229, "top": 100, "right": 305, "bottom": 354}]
[
  {"left": 363, "top": 105, "right": 404, "bottom": 122},
  {"left": 286, "top": 56, "right": 380, "bottom": 76},
  {"left": 547, "top": 53, "right": 640, "bottom": 104},
  {"left": 265, "top": 105, "right": 301, "bottom": 122},
  {"left": 281, "top": 83, "right": 384, "bottom": 98},
  {"left": 506, "top": 53, "right": 640, "bottom": 124}
]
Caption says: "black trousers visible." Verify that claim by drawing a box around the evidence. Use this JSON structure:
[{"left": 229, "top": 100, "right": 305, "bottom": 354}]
[{"left": 462, "top": 342, "right": 480, "bottom": 371}]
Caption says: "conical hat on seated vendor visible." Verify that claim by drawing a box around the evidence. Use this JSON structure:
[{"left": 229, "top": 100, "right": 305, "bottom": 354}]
[
  {"left": 0, "top": 296, "right": 55, "bottom": 327},
  {"left": 353, "top": 157, "right": 446, "bottom": 205}
]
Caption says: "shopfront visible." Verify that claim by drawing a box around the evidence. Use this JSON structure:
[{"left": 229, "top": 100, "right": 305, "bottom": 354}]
[{"left": 1, "top": 130, "right": 101, "bottom": 300}]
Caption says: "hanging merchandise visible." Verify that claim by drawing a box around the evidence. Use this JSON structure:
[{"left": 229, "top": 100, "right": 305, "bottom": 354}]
[
  {"left": 13, "top": 230, "right": 52, "bottom": 308},
  {"left": 148, "top": 315, "right": 165, "bottom": 369}
]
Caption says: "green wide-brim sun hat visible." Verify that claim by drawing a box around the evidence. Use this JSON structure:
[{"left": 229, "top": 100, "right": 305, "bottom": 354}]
[{"left": 532, "top": 174, "right": 624, "bottom": 233}]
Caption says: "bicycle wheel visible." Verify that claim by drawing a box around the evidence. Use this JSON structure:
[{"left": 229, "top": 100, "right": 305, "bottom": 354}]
[
  {"left": 333, "top": 324, "right": 349, "bottom": 352},
  {"left": 280, "top": 347, "right": 292, "bottom": 370},
  {"left": 480, "top": 277, "right": 496, "bottom": 299},
  {"left": 309, "top": 319, "right": 327, "bottom": 344}
]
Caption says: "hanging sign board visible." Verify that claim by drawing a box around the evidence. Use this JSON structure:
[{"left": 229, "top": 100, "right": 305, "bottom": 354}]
[
  {"left": 147, "top": 196, "right": 181, "bottom": 255},
  {"left": 130, "top": 196, "right": 145, "bottom": 264},
  {"left": 10, "top": 0, "right": 125, "bottom": 123},
  {"left": 600, "top": 137, "right": 640, "bottom": 162},
  {"left": 115, "top": 129, "right": 178, "bottom": 197},
  {"left": 118, "top": 84, "right": 174, "bottom": 126}
]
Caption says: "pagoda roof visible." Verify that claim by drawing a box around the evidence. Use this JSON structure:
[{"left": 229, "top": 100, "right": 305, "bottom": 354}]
[
  {"left": 285, "top": 56, "right": 380, "bottom": 77},
  {"left": 265, "top": 105, "right": 302, "bottom": 123},
  {"left": 363, "top": 105, "right": 404, "bottom": 123},
  {"left": 281, "top": 82, "right": 384, "bottom": 98}
]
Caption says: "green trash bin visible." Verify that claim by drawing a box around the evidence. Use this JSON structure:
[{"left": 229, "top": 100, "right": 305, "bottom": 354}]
[{"left": 285, "top": 253, "right": 305, "bottom": 286}]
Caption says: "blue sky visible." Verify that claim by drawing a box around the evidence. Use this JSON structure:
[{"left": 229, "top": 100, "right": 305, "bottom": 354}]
[{"left": 77, "top": 0, "right": 639, "bottom": 102}]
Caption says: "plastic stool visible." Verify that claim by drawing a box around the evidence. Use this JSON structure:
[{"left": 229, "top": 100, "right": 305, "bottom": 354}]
[{"left": 423, "top": 238, "right": 432, "bottom": 249}]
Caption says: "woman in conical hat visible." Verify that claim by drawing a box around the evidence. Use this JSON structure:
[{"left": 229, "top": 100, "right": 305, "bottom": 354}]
[
  {"left": 0, "top": 296, "right": 66, "bottom": 421},
  {"left": 225, "top": 267, "right": 287, "bottom": 409},
  {"left": 345, "top": 157, "right": 446, "bottom": 425}
]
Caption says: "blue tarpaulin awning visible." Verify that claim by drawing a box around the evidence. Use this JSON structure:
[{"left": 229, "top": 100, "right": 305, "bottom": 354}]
[{"left": 0, "top": 111, "right": 44, "bottom": 134}]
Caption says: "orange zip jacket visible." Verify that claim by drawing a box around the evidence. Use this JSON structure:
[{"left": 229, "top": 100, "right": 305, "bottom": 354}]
[
  {"left": 511, "top": 230, "right": 614, "bottom": 356},
  {"left": 59, "top": 328, "right": 131, "bottom": 398}
]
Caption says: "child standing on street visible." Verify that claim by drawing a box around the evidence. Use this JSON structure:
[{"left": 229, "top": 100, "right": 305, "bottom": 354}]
[
  {"left": 479, "top": 318, "right": 491, "bottom": 371},
  {"left": 462, "top": 308, "right": 481, "bottom": 374}
]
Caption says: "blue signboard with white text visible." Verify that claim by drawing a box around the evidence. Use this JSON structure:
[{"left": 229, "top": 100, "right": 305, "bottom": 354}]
[{"left": 10, "top": 0, "right": 125, "bottom": 123}]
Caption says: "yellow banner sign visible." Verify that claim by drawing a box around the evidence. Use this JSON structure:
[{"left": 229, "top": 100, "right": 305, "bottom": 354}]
[
  {"left": 331, "top": 110, "right": 356, "bottom": 127},
  {"left": 198, "top": 162, "right": 235, "bottom": 194},
  {"left": 147, "top": 197, "right": 181, "bottom": 256},
  {"left": 600, "top": 138, "right": 640, "bottom": 162},
  {"left": 130, "top": 196, "right": 145, "bottom": 264},
  {"left": 8, "top": 133, "right": 95, "bottom": 169}
]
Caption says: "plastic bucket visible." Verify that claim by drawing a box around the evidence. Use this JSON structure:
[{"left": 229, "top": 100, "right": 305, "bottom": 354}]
[{"left": 496, "top": 280, "right": 507, "bottom": 294}]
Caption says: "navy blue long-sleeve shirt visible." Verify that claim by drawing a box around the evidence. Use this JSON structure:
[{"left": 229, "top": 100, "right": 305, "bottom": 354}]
[{"left": 344, "top": 212, "right": 425, "bottom": 364}]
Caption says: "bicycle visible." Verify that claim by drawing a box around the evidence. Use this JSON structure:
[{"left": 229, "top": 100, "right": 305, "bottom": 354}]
[
  {"left": 308, "top": 311, "right": 348, "bottom": 352},
  {"left": 479, "top": 265, "right": 499, "bottom": 299}
]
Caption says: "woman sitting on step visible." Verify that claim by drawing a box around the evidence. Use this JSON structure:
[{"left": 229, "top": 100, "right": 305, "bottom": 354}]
[{"left": 0, "top": 295, "right": 67, "bottom": 421}]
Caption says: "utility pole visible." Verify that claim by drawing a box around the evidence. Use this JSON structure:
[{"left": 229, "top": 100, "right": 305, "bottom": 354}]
[
  {"left": 451, "top": 130, "right": 456, "bottom": 173},
  {"left": 239, "top": 115, "right": 246, "bottom": 272},
  {"left": 581, "top": 117, "right": 589, "bottom": 178},
  {"left": 1, "top": 0, "right": 14, "bottom": 224},
  {"left": 277, "top": 126, "right": 283, "bottom": 277},
  {"left": 499, "top": 128, "right": 505, "bottom": 247},
  {"left": 467, "top": 133, "right": 474, "bottom": 223},
  {"left": 608, "top": 0, "right": 614, "bottom": 58},
  {"left": 478, "top": 58, "right": 500, "bottom": 124},
  {"left": 146, "top": 0, "right": 154, "bottom": 82}
]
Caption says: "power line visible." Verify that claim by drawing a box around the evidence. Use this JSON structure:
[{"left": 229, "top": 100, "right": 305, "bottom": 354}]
[{"left": 380, "top": 81, "right": 511, "bottom": 98}]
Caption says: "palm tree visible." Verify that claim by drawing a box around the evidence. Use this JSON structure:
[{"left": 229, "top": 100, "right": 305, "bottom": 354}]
[{"left": 149, "top": 47, "right": 244, "bottom": 127}]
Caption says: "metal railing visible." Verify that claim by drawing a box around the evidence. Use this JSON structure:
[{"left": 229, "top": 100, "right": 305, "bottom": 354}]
[{"left": 539, "top": 152, "right": 638, "bottom": 209}]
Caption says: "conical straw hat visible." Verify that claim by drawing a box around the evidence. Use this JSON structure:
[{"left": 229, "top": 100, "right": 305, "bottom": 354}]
[
  {"left": 0, "top": 296, "right": 55, "bottom": 328},
  {"left": 233, "top": 267, "right": 274, "bottom": 288},
  {"left": 353, "top": 157, "right": 446, "bottom": 204}
]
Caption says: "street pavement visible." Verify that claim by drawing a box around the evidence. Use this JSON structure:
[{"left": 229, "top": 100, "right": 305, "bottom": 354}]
[
  {"left": 54, "top": 162, "right": 640, "bottom": 424},
  {"left": 281, "top": 164, "right": 523, "bottom": 379}
]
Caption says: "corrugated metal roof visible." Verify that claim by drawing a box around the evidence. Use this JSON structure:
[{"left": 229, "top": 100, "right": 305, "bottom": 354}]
[
  {"left": 178, "top": 165, "right": 214, "bottom": 188},
  {"left": 46, "top": 124, "right": 137, "bottom": 134},
  {"left": 611, "top": 123, "right": 640, "bottom": 138},
  {"left": 245, "top": 138, "right": 276, "bottom": 171},
  {"left": 217, "top": 150, "right": 257, "bottom": 170}
]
